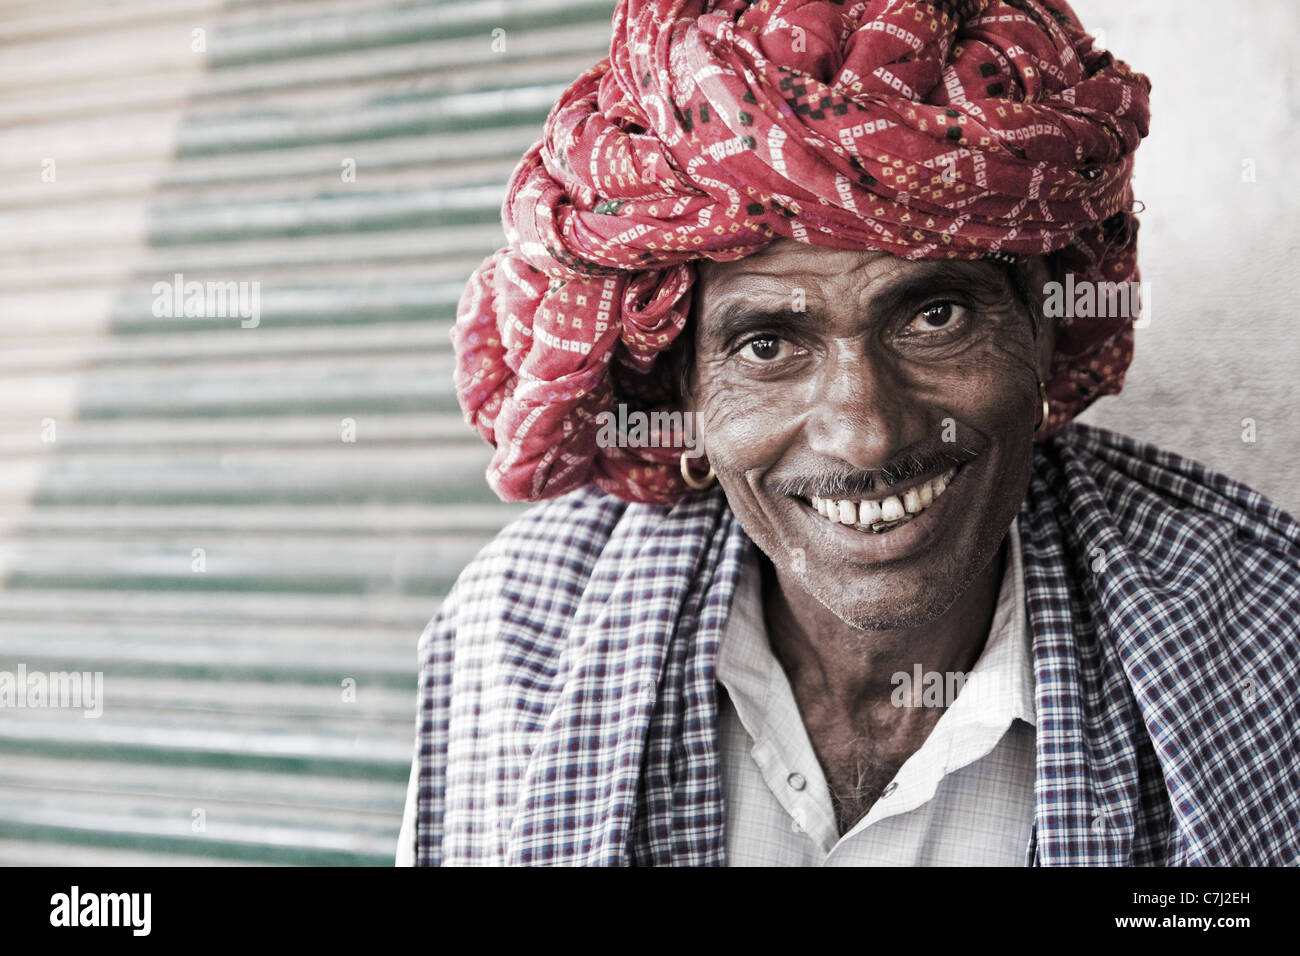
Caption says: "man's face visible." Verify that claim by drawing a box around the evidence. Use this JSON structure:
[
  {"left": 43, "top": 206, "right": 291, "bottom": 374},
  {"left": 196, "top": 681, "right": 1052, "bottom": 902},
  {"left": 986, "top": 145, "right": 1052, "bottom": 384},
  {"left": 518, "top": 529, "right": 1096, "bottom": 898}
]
[{"left": 688, "top": 238, "right": 1051, "bottom": 630}]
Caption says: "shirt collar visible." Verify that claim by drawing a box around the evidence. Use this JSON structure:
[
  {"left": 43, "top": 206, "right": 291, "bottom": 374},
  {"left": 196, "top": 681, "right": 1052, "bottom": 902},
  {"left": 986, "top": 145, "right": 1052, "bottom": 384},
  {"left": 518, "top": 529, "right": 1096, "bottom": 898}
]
[{"left": 973, "top": 516, "right": 1036, "bottom": 728}]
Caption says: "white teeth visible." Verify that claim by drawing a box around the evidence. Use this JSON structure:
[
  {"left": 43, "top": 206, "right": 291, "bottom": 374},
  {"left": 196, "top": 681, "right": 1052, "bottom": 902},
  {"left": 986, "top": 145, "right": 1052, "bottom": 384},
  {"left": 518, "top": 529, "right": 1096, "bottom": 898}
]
[{"left": 808, "top": 464, "right": 961, "bottom": 532}]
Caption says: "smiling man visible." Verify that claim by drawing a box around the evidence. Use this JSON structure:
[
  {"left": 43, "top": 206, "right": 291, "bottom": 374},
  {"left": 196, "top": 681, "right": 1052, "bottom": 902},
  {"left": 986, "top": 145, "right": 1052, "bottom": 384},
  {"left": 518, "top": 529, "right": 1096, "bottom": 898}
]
[{"left": 399, "top": 0, "right": 1300, "bottom": 866}]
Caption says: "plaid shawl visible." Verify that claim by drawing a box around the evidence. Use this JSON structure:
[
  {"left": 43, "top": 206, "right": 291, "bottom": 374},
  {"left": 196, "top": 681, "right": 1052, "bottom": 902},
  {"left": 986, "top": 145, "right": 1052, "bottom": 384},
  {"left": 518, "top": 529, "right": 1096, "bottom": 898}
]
[{"left": 414, "top": 423, "right": 1300, "bottom": 866}]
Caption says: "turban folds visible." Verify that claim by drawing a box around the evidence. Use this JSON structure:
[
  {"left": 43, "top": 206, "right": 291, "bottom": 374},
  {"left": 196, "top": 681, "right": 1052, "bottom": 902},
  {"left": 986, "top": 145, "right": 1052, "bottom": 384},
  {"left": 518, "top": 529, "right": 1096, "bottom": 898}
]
[{"left": 454, "top": 0, "right": 1151, "bottom": 503}]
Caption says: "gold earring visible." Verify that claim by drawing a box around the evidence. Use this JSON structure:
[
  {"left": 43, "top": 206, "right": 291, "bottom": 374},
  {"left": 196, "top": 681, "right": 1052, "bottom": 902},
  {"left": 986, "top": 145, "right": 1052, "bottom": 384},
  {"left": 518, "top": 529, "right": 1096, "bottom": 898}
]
[
  {"left": 1035, "top": 381, "right": 1049, "bottom": 431},
  {"left": 680, "top": 450, "right": 716, "bottom": 490}
]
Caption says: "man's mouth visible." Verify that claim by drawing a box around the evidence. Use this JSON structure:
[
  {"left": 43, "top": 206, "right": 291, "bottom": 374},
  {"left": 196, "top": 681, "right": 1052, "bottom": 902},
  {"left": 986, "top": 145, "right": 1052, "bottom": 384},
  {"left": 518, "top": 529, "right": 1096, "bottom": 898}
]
[{"left": 806, "top": 465, "right": 960, "bottom": 534}]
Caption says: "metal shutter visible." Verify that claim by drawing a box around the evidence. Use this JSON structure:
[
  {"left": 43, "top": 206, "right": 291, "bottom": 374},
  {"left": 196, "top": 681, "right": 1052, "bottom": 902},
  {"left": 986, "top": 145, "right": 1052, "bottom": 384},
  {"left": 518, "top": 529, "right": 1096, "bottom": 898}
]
[{"left": 0, "top": 0, "right": 616, "bottom": 865}]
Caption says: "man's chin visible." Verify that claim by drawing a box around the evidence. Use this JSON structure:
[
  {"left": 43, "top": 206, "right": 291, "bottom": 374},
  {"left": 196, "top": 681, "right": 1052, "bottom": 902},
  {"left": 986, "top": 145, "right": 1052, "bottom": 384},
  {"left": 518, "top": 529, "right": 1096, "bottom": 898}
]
[
  {"left": 808, "top": 575, "right": 958, "bottom": 633},
  {"left": 797, "top": 525, "right": 1009, "bottom": 632}
]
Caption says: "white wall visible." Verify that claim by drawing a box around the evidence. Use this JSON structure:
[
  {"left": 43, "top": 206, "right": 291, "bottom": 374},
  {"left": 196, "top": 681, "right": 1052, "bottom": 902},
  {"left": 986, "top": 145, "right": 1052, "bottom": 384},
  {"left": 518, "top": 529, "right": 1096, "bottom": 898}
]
[{"left": 1069, "top": 0, "right": 1299, "bottom": 513}]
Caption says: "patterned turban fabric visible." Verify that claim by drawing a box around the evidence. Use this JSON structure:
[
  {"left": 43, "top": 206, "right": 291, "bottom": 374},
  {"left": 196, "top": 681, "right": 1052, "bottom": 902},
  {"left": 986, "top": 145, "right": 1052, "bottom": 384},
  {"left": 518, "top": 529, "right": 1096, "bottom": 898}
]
[{"left": 454, "top": 0, "right": 1152, "bottom": 503}]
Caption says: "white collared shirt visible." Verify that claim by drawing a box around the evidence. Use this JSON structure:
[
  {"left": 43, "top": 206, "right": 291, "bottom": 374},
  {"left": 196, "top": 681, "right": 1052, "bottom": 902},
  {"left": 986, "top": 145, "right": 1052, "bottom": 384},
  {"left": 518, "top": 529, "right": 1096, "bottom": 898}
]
[{"left": 717, "top": 520, "right": 1036, "bottom": 866}]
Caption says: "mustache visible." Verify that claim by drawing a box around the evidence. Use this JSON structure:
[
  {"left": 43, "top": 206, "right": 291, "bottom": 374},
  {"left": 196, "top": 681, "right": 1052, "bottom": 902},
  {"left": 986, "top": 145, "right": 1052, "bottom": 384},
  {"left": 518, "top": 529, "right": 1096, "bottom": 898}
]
[{"left": 769, "top": 446, "right": 973, "bottom": 500}]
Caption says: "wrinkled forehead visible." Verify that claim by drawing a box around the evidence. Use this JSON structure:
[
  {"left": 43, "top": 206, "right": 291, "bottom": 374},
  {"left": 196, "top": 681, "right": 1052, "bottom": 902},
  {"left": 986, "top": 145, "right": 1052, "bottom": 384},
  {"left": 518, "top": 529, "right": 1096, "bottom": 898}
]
[
  {"left": 694, "top": 239, "right": 1024, "bottom": 319},
  {"left": 696, "top": 238, "right": 889, "bottom": 287}
]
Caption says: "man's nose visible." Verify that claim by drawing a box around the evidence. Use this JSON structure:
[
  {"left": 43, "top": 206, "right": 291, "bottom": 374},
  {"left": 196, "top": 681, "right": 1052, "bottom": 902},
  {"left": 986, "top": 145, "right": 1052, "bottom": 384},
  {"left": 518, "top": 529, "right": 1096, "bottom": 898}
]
[{"left": 804, "top": 343, "right": 917, "bottom": 471}]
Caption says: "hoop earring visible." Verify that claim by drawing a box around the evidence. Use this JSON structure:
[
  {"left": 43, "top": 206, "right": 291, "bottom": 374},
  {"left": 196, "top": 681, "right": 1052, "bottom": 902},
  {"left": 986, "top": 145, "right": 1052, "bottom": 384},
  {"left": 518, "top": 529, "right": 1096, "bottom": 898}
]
[
  {"left": 1034, "top": 381, "right": 1049, "bottom": 432},
  {"left": 680, "top": 450, "right": 716, "bottom": 490}
]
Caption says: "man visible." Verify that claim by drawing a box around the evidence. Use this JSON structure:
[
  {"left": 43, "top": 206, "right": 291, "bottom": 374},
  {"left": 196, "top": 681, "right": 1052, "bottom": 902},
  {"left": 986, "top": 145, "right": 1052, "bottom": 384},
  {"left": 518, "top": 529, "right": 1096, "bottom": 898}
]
[{"left": 398, "top": 0, "right": 1300, "bottom": 865}]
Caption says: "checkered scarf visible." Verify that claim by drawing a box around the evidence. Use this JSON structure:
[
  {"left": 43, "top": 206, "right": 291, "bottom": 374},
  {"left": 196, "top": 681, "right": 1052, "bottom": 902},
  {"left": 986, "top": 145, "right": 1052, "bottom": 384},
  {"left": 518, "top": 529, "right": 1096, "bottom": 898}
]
[
  {"left": 413, "top": 424, "right": 1300, "bottom": 866},
  {"left": 454, "top": 0, "right": 1151, "bottom": 504}
]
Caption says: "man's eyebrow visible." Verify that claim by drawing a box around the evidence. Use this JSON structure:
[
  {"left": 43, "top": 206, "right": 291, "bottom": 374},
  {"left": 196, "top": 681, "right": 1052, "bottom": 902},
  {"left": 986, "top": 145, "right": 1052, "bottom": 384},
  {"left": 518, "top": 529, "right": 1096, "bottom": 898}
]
[
  {"left": 698, "top": 260, "right": 1015, "bottom": 346},
  {"left": 862, "top": 259, "right": 1014, "bottom": 317},
  {"left": 699, "top": 301, "right": 825, "bottom": 348}
]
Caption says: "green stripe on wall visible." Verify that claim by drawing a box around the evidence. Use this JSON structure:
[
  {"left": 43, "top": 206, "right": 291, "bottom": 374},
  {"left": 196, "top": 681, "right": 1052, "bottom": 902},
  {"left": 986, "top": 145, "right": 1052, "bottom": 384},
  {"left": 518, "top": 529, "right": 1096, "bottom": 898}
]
[{"left": 0, "top": 0, "right": 616, "bottom": 866}]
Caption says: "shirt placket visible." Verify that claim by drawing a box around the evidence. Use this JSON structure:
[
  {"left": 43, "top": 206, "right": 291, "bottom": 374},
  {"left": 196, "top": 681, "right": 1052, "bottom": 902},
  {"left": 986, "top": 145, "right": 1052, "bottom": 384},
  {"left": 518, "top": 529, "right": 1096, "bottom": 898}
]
[{"left": 746, "top": 656, "right": 840, "bottom": 856}]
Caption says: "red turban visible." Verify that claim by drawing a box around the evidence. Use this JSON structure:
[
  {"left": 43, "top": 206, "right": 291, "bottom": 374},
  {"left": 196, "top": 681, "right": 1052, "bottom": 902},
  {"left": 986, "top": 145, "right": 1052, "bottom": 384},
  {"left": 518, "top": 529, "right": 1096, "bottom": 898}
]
[{"left": 454, "top": 0, "right": 1151, "bottom": 503}]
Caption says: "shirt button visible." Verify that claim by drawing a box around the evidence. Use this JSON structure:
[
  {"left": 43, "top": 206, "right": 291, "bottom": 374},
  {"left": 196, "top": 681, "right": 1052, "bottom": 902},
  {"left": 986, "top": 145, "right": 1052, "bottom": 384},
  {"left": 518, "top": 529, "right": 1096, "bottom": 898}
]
[
  {"left": 787, "top": 772, "right": 807, "bottom": 791},
  {"left": 791, "top": 819, "right": 804, "bottom": 834},
  {"left": 880, "top": 781, "right": 898, "bottom": 798}
]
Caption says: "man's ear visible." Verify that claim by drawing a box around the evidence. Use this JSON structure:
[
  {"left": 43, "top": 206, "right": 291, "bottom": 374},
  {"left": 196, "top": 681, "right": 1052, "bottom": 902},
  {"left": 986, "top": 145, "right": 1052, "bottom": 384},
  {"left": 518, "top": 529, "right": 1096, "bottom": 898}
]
[
  {"left": 672, "top": 315, "right": 697, "bottom": 415},
  {"left": 1021, "top": 255, "right": 1058, "bottom": 382}
]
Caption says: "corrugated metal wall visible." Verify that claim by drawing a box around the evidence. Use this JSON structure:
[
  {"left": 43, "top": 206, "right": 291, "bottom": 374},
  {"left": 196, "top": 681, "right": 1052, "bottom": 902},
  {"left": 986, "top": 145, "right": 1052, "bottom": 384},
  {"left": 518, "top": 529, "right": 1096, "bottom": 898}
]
[{"left": 0, "top": 0, "right": 616, "bottom": 865}]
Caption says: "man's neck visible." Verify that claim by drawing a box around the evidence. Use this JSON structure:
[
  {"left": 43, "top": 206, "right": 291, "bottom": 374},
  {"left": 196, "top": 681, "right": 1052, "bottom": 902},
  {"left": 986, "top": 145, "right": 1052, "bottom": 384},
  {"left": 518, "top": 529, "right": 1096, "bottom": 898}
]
[
  {"left": 761, "top": 541, "right": 1007, "bottom": 712},
  {"left": 759, "top": 540, "right": 1008, "bottom": 831}
]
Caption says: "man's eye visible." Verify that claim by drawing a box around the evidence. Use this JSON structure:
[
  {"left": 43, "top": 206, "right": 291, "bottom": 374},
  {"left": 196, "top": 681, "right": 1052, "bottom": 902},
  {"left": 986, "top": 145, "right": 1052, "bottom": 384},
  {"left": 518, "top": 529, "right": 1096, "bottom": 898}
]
[
  {"left": 738, "top": 336, "right": 792, "bottom": 362},
  {"left": 907, "top": 302, "right": 966, "bottom": 334}
]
